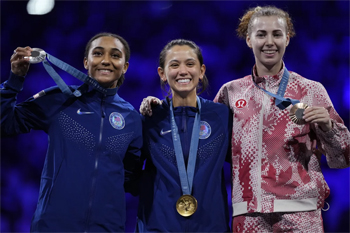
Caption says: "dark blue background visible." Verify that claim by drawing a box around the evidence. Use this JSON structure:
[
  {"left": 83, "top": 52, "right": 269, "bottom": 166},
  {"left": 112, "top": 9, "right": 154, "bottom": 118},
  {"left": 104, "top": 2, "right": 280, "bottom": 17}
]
[{"left": 1, "top": 1, "right": 349, "bottom": 232}]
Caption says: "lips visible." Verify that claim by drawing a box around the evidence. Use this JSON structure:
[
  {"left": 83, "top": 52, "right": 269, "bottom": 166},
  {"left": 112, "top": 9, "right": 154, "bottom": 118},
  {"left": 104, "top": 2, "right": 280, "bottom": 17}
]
[
  {"left": 176, "top": 78, "right": 191, "bottom": 83},
  {"left": 97, "top": 69, "right": 113, "bottom": 75},
  {"left": 262, "top": 49, "right": 277, "bottom": 54}
]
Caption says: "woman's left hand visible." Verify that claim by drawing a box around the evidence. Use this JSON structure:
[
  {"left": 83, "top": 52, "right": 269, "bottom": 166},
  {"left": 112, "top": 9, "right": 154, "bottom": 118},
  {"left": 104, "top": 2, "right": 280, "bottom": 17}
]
[{"left": 303, "top": 106, "right": 332, "bottom": 132}]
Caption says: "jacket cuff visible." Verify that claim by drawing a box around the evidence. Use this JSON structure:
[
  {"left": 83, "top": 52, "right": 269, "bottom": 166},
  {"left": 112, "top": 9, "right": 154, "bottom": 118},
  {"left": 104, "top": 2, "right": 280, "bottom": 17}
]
[
  {"left": 6, "top": 71, "right": 25, "bottom": 92},
  {"left": 315, "top": 120, "right": 337, "bottom": 139}
]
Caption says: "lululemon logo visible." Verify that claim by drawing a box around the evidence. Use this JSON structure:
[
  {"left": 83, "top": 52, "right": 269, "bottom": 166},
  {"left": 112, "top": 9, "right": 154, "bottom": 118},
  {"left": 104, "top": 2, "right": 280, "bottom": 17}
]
[{"left": 235, "top": 99, "right": 247, "bottom": 109}]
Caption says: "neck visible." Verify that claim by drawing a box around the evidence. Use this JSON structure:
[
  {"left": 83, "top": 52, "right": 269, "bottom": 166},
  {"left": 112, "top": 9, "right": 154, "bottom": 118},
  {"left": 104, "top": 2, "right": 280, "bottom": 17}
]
[
  {"left": 255, "top": 61, "right": 283, "bottom": 77},
  {"left": 172, "top": 91, "right": 197, "bottom": 108}
]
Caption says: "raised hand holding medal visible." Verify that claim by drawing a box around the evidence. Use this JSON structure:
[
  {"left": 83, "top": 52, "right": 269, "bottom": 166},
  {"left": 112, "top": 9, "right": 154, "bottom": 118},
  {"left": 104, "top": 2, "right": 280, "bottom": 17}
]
[
  {"left": 11, "top": 46, "right": 116, "bottom": 98},
  {"left": 303, "top": 106, "right": 333, "bottom": 131},
  {"left": 11, "top": 47, "right": 33, "bottom": 77}
]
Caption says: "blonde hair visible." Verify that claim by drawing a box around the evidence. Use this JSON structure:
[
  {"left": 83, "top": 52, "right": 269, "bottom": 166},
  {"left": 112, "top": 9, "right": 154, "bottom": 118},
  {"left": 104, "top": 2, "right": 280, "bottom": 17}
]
[{"left": 236, "top": 6, "right": 296, "bottom": 39}]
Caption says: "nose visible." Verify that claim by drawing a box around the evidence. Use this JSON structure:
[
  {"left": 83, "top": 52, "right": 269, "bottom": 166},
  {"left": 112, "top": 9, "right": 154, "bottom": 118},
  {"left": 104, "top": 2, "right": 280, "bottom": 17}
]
[
  {"left": 266, "top": 34, "right": 273, "bottom": 45},
  {"left": 101, "top": 54, "right": 111, "bottom": 65},
  {"left": 179, "top": 64, "right": 188, "bottom": 76}
]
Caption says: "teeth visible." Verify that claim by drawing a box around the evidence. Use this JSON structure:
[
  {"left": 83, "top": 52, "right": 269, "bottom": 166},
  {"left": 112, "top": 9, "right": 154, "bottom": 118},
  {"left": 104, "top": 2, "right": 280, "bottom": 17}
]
[
  {"left": 177, "top": 79, "right": 190, "bottom": 83},
  {"left": 264, "top": 50, "right": 276, "bottom": 54}
]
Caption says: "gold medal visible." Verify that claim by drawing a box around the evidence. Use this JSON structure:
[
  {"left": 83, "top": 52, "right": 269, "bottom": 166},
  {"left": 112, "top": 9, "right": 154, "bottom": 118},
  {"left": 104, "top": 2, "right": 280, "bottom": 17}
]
[
  {"left": 289, "top": 103, "right": 309, "bottom": 125},
  {"left": 176, "top": 195, "right": 198, "bottom": 217}
]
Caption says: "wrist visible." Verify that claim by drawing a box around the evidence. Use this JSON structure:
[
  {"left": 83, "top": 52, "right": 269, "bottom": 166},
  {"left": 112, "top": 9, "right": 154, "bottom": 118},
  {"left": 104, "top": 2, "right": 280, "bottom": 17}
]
[{"left": 319, "top": 120, "right": 332, "bottom": 132}]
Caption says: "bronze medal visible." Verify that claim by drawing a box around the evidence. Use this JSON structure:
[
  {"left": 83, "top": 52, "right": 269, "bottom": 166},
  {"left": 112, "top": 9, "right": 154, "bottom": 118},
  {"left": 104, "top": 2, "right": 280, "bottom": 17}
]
[
  {"left": 176, "top": 195, "right": 198, "bottom": 217},
  {"left": 289, "top": 103, "right": 309, "bottom": 125}
]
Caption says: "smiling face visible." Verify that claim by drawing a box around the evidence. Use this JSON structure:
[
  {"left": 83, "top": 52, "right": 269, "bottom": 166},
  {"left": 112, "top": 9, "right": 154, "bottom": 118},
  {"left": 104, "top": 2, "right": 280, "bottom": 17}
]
[
  {"left": 158, "top": 45, "right": 205, "bottom": 100},
  {"left": 246, "top": 15, "right": 290, "bottom": 76},
  {"left": 84, "top": 36, "right": 129, "bottom": 89}
]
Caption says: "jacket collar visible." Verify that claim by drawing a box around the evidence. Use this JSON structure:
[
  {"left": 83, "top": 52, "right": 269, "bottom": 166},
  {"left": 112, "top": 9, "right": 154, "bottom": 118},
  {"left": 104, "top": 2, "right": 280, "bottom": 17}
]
[{"left": 252, "top": 63, "right": 285, "bottom": 86}]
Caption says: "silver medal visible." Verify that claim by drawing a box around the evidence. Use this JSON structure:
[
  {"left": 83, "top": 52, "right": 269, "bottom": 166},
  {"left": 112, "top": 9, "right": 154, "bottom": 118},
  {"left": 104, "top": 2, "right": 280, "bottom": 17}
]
[{"left": 24, "top": 48, "right": 46, "bottom": 64}]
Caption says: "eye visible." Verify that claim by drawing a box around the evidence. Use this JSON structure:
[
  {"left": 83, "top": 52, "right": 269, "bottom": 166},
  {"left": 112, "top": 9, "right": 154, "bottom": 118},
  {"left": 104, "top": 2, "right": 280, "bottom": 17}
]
[
  {"left": 93, "top": 51, "right": 102, "bottom": 56},
  {"left": 274, "top": 33, "right": 283, "bottom": 37},
  {"left": 256, "top": 33, "right": 265, "bottom": 38},
  {"left": 169, "top": 63, "right": 179, "bottom": 68},
  {"left": 112, "top": 53, "right": 121, "bottom": 58},
  {"left": 187, "top": 62, "right": 195, "bottom": 67}
]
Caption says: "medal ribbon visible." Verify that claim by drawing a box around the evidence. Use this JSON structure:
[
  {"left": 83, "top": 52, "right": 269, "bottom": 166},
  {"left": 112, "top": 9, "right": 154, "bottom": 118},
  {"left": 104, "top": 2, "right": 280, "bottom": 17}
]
[
  {"left": 41, "top": 53, "right": 117, "bottom": 97},
  {"left": 170, "top": 96, "right": 201, "bottom": 195},
  {"left": 252, "top": 67, "right": 299, "bottom": 110}
]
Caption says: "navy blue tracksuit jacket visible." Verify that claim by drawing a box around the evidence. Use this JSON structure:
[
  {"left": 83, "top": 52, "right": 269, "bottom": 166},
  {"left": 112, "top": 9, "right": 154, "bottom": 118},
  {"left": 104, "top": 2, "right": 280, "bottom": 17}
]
[
  {"left": 1, "top": 72, "right": 142, "bottom": 232},
  {"left": 136, "top": 97, "right": 232, "bottom": 232}
]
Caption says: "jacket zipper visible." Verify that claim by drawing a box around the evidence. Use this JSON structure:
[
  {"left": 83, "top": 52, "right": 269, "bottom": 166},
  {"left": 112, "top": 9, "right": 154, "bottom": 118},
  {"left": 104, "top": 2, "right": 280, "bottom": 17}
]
[
  {"left": 182, "top": 109, "right": 189, "bottom": 166},
  {"left": 84, "top": 95, "right": 106, "bottom": 232},
  {"left": 257, "top": 81, "right": 269, "bottom": 212}
]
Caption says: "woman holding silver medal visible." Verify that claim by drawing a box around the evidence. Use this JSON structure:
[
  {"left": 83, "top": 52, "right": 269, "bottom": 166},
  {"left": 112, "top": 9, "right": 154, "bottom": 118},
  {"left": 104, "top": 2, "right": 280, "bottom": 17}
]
[
  {"left": 1, "top": 32, "right": 142, "bottom": 232},
  {"left": 140, "top": 6, "right": 350, "bottom": 232},
  {"left": 135, "top": 39, "right": 232, "bottom": 232}
]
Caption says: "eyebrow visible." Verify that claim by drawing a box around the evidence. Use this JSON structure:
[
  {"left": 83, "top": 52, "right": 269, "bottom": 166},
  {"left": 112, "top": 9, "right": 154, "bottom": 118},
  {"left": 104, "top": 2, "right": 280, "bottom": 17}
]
[
  {"left": 92, "top": 46, "right": 122, "bottom": 53},
  {"left": 256, "top": 29, "right": 283, "bottom": 32},
  {"left": 169, "top": 58, "right": 196, "bottom": 63}
]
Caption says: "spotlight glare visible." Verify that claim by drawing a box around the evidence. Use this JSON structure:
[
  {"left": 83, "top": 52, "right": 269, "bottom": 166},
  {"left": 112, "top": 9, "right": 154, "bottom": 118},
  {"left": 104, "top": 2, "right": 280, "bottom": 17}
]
[{"left": 27, "top": 0, "right": 55, "bottom": 15}]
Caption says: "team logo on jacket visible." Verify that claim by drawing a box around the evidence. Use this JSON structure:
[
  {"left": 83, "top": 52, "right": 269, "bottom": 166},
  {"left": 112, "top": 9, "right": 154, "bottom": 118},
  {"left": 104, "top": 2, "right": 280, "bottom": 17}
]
[
  {"left": 235, "top": 99, "right": 247, "bottom": 108},
  {"left": 109, "top": 112, "right": 125, "bottom": 130},
  {"left": 199, "top": 121, "right": 211, "bottom": 139}
]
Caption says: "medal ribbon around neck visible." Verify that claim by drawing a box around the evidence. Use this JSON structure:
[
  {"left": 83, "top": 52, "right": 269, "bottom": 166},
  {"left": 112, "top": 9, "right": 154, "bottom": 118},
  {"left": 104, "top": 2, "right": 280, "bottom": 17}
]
[
  {"left": 28, "top": 48, "right": 117, "bottom": 97},
  {"left": 170, "top": 96, "right": 201, "bottom": 196},
  {"left": 252, "top": 67, "right": 299, "bottom": 110}
]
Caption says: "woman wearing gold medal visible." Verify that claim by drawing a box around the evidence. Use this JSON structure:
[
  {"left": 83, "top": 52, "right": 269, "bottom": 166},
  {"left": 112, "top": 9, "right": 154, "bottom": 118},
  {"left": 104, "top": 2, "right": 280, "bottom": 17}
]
[{"left": 135, "top": 39, "right": 232, "bottom": 232}]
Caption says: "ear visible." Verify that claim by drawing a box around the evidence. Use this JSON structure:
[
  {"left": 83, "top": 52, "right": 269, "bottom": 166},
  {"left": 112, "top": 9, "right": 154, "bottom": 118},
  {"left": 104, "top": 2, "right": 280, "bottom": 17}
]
[
  {"left": 246, "top": 36, "right": 252, "bottom": 48},
  {"left": 200, "top": 64, "right": 206, "bottom": 80},
  {"left": 158, "top": 67, "right": 167, "bottom": 83},
  {"left": 83, "top": 57, "right": 88, "bottom": 70},
  {"left": 123, "top": 62, "right": 129, "bottom": 74},
  {"left": 286, "top": 32, "right": 290, "bottom": 47}
]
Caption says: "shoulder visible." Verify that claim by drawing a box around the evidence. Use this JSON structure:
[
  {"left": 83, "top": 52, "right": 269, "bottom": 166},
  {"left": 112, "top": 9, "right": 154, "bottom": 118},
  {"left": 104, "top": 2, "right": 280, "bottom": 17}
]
[
  {"left": 200, "top": 97, "right": 231, "bottom": 124},
  {"left": 216, "top": 75, "right": 251, "bottom": 95},
  {"left": 31, "top": 85, "right": 80, "bottom": 100},
  {"left": 113, "top": 95, "right": 138, "bottom": 112},
  {"left": 220, "top": 75, "right": 249, "bottom": 88},
  {"left": 289, "top": 71, "right": 326, "bottom": 89},
  {"left": 141, "top": 99, "right": 169, "bottom": 125},
  {"left": 200, "top": 97, "right": 229, "bottom": 113}
]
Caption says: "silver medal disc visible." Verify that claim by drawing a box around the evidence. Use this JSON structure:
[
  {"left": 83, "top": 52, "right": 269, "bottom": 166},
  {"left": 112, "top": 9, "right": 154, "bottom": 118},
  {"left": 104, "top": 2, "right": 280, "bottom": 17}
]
[{"left": 24, "top": 48, "right": 46, "bottom": 64}]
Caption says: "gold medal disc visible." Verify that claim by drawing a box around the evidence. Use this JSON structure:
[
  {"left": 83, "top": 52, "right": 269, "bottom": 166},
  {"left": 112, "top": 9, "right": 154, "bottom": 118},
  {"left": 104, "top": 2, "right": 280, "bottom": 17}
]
[
  {"left": 176, "top": 195, "right": 198, "bottom": 217},
  {"left": 289, "top": 103, "right": 309, "bottom": 125}
]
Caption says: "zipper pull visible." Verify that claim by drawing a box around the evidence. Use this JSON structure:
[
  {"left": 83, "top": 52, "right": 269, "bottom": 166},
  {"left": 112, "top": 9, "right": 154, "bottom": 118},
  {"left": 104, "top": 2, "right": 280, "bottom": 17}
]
[{"left": 101, "top": 95, "right": 106, "bottom": 118}]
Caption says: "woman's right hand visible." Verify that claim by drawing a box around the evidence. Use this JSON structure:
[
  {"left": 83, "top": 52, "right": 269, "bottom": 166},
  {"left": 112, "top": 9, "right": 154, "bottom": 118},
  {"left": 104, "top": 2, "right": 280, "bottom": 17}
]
[
  {"left": 11, "top": 46, "right": 32, "bottom": 77},
  {"left": 139, "top": 96, "right": 162, "bottom": 116}
]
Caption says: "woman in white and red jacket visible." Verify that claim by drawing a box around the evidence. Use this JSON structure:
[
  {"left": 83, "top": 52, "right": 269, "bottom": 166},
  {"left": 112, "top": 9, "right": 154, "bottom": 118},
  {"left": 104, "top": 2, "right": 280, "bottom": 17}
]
[{"left": 214, "top": 5, "right": 350, "bottom": 232}]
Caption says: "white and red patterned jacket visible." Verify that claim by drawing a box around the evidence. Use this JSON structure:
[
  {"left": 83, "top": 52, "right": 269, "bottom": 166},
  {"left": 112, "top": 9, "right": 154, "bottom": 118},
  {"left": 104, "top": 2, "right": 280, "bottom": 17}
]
[{"left": 214, "top": 65, "right": 350, "bottom": 217}]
